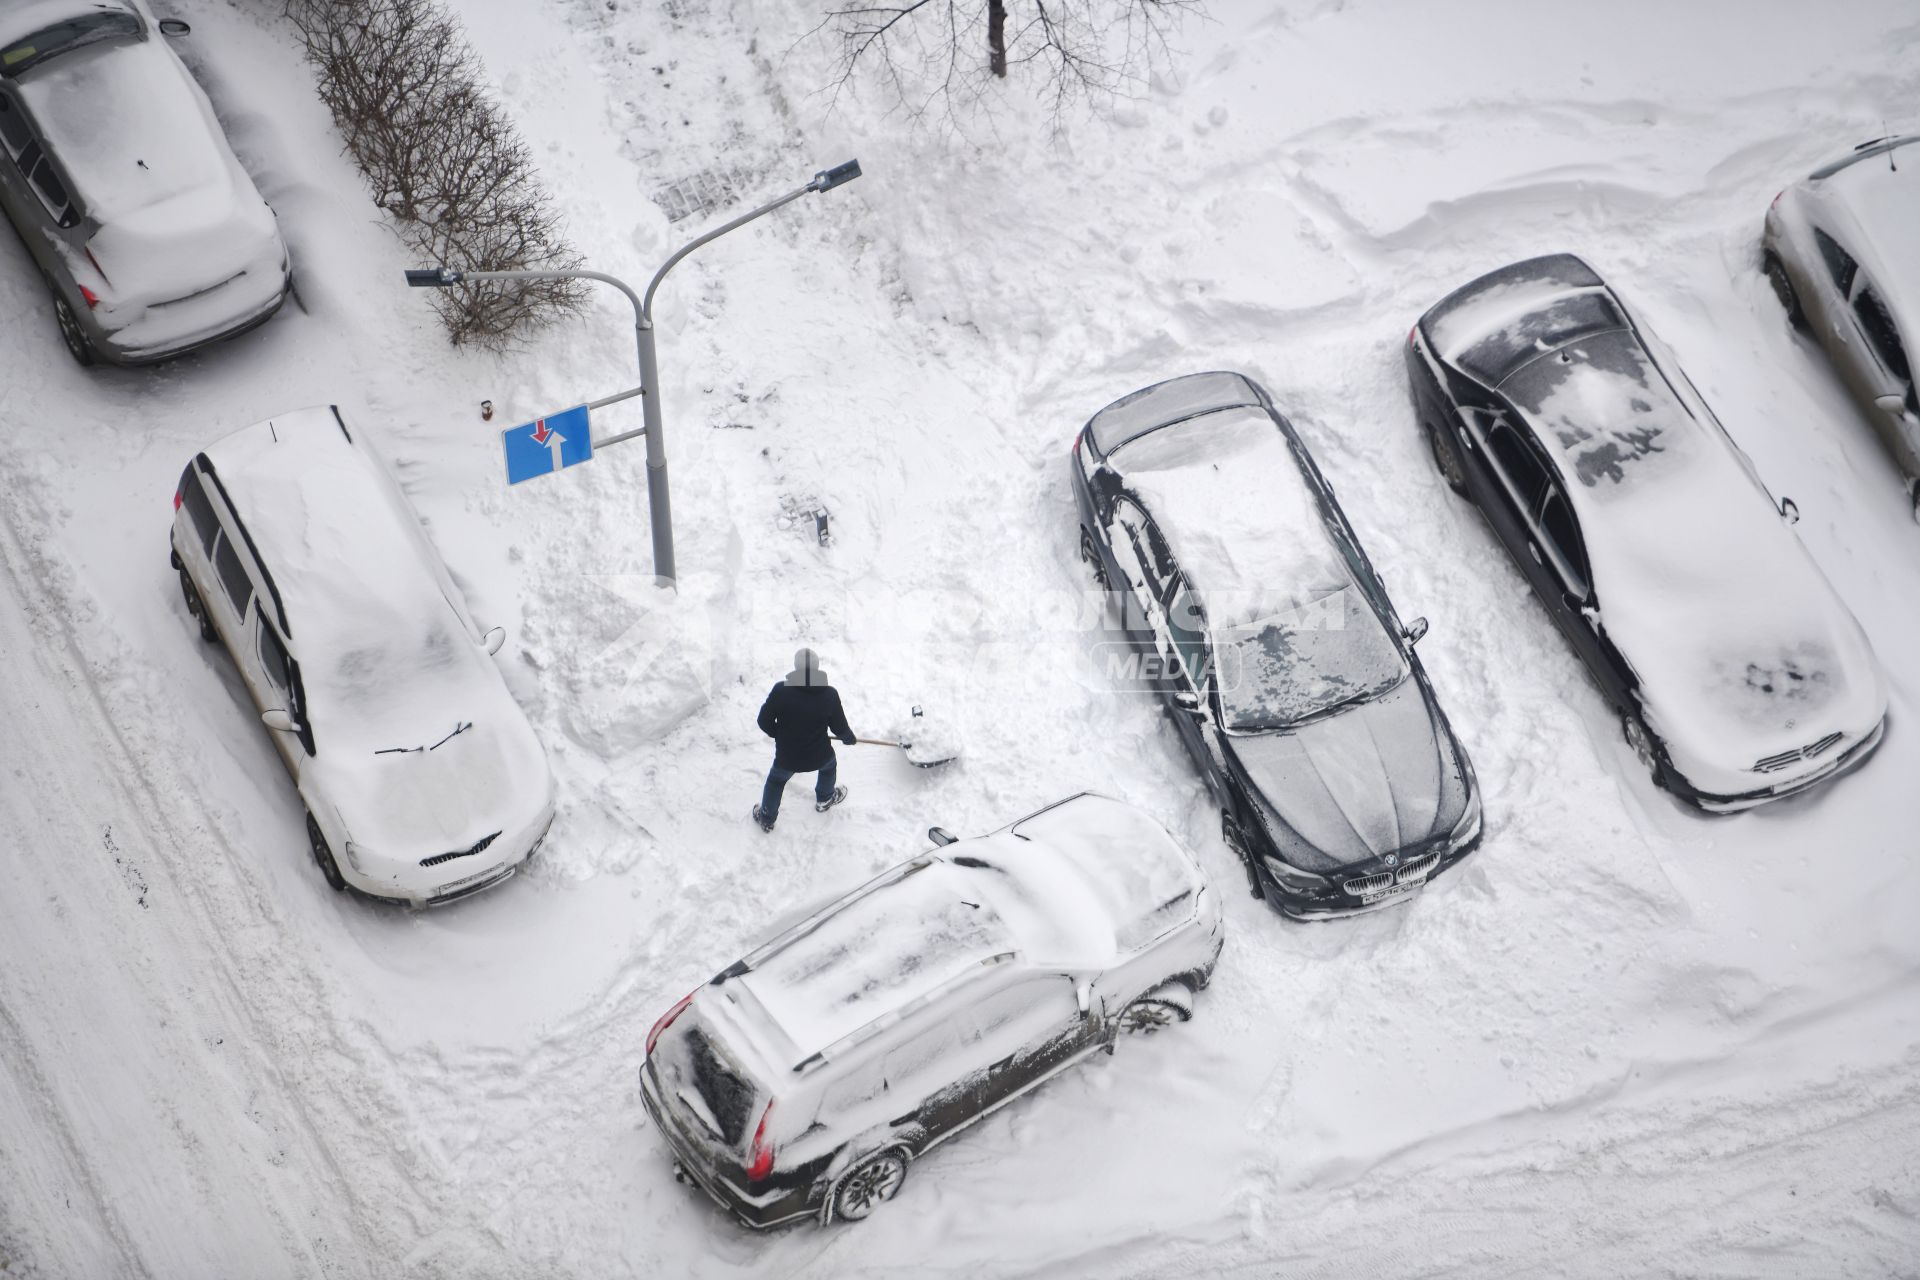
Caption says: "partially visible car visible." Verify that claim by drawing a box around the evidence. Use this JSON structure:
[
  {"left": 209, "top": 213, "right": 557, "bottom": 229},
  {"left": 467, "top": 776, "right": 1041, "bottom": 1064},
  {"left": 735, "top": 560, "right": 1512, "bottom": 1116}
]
[
  {"left": 639, "top": 793, "right": 1223, "bottom": 1229},
  {"left": 0, "top": 0, "right": 290, "bottom": 365},
  {"left": 1071, "top": 371, "right": 1482, "bottom": 920},
  {"left": 169, "top": 406, "right": 555, "bottom": 905},
  {"left": 1408, "top": 253, "right": 1888, "bottom": 811},
  {"left": 1763, "top": 134, "right": 1920, "bottom": 517}
]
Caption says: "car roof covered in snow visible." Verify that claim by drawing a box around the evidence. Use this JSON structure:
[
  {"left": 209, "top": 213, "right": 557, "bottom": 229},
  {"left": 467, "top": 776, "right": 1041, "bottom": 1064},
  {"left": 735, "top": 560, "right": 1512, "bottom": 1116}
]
[
  {"left": 14, "top": 18, "right": 235, "bottom": 225},
  {"left": 204, "top": 410, "right": 485, "bottom": 738},
  {"left": 1428, "top": 259, "right": 1887, "bottom": 778},
  {"left": 720, "top": 795, "right": 1202, "bottom": 1068},
  {"left": 1107, "top": 400, "right": 1360, "bottom": 634},
  {"left": 1813, "top": 138, "right": 1920, "bottom": 331}
]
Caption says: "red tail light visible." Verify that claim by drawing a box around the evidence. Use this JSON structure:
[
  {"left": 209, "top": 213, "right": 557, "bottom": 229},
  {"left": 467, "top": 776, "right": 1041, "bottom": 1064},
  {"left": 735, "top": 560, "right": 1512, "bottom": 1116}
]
[
  {"left": 745, "top": 1101, "right": 775, "bottom": 1182},
  {"left": 85, "top": 246, "right": 111, "bottom": 286},
  {"left": 79, "top": 285, "right": 100, "bottom": 310},
  {"left": 173, "top": 487, "right": 183, "bottom": 511},
  {"left": 1771, "top": 189, "right": 1784, "bottom": 208},
  {"left": 645, "top": 991, "right": 694, "bottom": 1056}
]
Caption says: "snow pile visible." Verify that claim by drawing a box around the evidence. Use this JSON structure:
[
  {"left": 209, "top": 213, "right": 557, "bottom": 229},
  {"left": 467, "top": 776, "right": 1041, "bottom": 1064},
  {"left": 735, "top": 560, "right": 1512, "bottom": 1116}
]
[{"left": 529, "top": 578, "right": 716, "bottom": 758}]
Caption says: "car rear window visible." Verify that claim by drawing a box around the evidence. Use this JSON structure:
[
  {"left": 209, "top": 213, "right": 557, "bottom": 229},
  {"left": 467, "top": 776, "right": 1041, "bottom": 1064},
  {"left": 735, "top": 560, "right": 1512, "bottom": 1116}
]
[
  {"left": 1088, "top": 372, "right": 1260, "bottom": 456},
  {"left": 1457, "top": 292, "right": 1627, "bottom": 386},
  {"left": 682, "top": 1028, "right": 757, "bottom": 1149},
  {"left": 1, "top": 13, "right": 142, "bottom": 77}
]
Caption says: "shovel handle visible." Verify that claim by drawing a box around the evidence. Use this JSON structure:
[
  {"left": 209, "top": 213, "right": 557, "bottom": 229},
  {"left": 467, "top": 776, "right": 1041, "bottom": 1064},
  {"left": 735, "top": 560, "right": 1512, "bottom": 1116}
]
[{"left": 855, "top": 737, "right": 902, "bottom": 748}]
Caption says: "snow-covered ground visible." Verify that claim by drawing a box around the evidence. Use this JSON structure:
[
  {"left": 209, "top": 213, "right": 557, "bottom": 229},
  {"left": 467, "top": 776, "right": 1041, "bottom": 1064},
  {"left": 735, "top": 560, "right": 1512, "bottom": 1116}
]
[{"left": 3, "top": 1, "right": 1918, "bottom": 1275}]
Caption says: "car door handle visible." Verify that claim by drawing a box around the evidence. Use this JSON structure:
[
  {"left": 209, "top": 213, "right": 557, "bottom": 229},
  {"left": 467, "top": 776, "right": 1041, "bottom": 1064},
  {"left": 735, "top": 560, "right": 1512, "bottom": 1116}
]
[{"left": 1527, "top": 541, "right": 1543, "bottom": 565}]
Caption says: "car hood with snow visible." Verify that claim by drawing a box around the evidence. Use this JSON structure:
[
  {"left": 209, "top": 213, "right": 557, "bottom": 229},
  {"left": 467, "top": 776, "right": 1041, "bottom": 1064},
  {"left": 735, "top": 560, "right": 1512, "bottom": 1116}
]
[
  {"left": 1223, "top": 676, "right": 1470, "bottom": 872},
  {"left": 205, "top": 408, "right": 555, "bottom": 872},
  {"left": 1427, "top": 255, "right": 1889, "bottom": 798}
]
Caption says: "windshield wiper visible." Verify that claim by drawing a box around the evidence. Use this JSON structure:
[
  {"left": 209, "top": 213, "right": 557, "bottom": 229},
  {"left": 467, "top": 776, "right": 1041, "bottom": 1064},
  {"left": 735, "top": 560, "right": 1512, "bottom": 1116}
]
[
  {"left": 430, "top": 721, "right": 473, "bottom": 751},
  {"left": 374, "top": 721, "right": 473, "bottom": 756}
]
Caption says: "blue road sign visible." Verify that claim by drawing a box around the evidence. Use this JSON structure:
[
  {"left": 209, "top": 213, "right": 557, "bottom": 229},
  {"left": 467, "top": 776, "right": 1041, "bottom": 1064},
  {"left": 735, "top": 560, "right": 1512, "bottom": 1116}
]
[{"left": 503, "top": 404, "right": 593, "bottom": 484}]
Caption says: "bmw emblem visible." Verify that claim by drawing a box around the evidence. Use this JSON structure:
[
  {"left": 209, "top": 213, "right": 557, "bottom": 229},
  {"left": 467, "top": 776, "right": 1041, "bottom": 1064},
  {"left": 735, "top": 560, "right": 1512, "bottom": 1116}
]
[{"left": 1383, "top": 852, "right": 1399, "bottom": 868}]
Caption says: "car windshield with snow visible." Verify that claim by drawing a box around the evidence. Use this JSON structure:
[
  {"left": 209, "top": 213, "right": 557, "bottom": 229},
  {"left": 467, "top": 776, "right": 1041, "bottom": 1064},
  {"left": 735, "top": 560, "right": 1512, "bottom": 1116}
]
[
  {"left": 169, "top": 406, "right": 556, "bottom": 905},
  {"left": 1071, "top": 372, "right": 1483, "bottom": 920},
  {"left": 1408, "top": 253, "right": 1890, "bottom": 810},
  {"left": 1763, "top": 134, "right": 1920, "bottom": 517},
  {"left": 0, "top": 0, "right": 290, "bottom": 366},
  {"left": 639, "top": 793, "right": 1224, "bottom": 1229}
]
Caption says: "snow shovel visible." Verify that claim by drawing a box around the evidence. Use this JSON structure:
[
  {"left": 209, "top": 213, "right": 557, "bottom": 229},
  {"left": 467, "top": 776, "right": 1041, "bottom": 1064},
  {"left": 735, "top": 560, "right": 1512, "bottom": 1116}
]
[{"left": 856, "top": 705, "right": 960, "bottom": 769}]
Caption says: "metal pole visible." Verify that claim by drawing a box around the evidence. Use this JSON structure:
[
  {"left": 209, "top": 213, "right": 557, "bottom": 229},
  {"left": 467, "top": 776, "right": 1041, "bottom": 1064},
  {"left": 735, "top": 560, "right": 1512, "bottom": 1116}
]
[
  {"left": 636, "top": 318, "right": 674, "bottom": 582},
  {"left": 423, "top": 160, "right": 860, "bottom": 586}
]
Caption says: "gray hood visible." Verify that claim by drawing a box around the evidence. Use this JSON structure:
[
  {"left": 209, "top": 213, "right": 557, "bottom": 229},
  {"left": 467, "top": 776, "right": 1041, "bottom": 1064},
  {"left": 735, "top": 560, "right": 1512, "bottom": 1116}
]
[{"left": 1225, "top": 676, "right": 1462, "bottom": 871}]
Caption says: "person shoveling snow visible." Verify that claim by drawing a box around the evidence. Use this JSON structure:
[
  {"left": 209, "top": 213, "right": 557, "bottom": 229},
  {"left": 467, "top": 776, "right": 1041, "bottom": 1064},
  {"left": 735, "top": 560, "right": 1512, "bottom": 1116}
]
[{"left": 753, "top": 648, "right": 855, "bottom": 832}]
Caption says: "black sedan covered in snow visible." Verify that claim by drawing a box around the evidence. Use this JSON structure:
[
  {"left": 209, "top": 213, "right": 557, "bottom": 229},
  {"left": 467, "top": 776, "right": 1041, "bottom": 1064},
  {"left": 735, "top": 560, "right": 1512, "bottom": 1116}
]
[
  {"left": 1070, "top": 371, "right": 1483, "bottom": 920},
  {"left": 1407, "top": 253, "right": 1888, "bottom": 811}
]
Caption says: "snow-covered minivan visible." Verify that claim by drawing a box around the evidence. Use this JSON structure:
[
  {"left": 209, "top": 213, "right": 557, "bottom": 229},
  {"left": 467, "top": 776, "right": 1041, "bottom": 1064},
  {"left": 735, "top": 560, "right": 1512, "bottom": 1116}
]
[
  {"left": 640, "top": 793, "right": 1224, "bottom": 1229},
  {"left": 169, "top": 406, "right": 555, "bottom": 905}
]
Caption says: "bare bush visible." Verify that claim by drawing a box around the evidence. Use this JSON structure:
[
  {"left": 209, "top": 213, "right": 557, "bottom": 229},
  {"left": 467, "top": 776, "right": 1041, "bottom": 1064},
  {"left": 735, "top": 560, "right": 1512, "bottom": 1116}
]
[
  {"left": 808, "top": 0, "right": 1202, "bottom": 127},
  {"left": 284, "top": 0, "right": 584, "bottom": 346}
]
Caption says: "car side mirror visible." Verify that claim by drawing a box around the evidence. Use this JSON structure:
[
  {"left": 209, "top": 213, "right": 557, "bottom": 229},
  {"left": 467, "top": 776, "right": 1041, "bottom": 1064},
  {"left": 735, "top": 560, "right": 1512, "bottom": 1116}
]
[
  {"left": 1172, "top": 689, "right": 1202, "bottom": 714},
  {"left": 928, "top": 827, "right": 958, "bottom": 847},
  {"left": 1779, "top": 496, "right": 1800, "bottom": 525},
  {"left": 1404, "top": 616, "right": 1430, "bottom": 646},
  {"left": 157, "top": 18, "right": 191, "bottom": 35},
  {"left": 1875, "top": 394, "right": 1907, "bottom": 415},
  {"left": 483, "top": 626, "right": 506, "bottom": 655},
  {"left": 261, "top": 708, "right": 299, "bottom": 733},
  {"left": 1075, "top": 982, "right": 1092, "bottom": 1016}
]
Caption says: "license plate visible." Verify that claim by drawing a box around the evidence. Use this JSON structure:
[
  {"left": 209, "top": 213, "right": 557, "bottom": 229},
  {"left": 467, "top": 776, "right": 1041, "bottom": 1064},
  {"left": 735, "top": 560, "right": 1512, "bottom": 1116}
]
[{"left": 1361, "top": 881, "right": 1418, "bottom": 905}]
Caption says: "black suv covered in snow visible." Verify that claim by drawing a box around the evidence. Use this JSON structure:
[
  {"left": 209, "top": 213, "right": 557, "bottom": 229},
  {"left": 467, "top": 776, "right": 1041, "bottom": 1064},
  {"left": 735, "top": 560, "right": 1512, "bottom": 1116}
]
[
  {"left": 1406, "top": 254, "right": 1888, "bottom": 810},
  {"left": 1070, "top": 371, "right": 1483, "bottom": 919}
]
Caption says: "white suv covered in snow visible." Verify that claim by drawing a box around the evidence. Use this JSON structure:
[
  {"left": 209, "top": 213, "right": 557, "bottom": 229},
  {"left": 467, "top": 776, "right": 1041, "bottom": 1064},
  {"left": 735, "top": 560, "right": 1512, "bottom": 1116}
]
[
  {"left": 169, "top": 406, "right": 555, "bottom": 905},
  {"left": 640, "top": 793, "right": 1224, "bottom": 1229}
]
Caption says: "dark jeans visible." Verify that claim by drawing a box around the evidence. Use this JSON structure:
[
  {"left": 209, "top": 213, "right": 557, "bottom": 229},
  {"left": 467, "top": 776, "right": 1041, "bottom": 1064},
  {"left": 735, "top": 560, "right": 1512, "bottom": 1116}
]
[{"left": 761, "top": 755, "right": 836, "bottom": 820}]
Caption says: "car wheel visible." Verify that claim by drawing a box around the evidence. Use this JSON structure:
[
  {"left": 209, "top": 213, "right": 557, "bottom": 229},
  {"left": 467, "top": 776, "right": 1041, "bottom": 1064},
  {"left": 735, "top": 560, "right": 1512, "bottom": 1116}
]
[
  {"left": 306, "top": 813, "right": 347, "bottom": 892},
  {"left": 179, "top": 569, "right": 217, "bottom": 642},
  {"left": 1118, "top": 985, "right": 1193, "bottom": 1037},
  {"left": 1078, "top": 525, "right": 1109, "bottom": 588},
  {"left": 1620, "top": 711, "right": 1664, "bottom": 786},
  {"left": 1424, "top": 419, "right": 1469, "bottom": 496},
  {"left": 834, "top": 1151, "right": 907, "bottom": 1222},
  {"left": 1764, "top": 255, "right": 1806, "bottom": 331},
  {"left": 52, "top": 290, "right": 96, "bottom": 367}
]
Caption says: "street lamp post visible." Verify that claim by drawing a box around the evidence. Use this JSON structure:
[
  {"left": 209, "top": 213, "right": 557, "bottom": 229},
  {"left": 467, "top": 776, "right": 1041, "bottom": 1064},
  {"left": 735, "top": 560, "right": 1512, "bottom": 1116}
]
[{"left": 406, "top": 159, "right": 863, "bottom": 584}]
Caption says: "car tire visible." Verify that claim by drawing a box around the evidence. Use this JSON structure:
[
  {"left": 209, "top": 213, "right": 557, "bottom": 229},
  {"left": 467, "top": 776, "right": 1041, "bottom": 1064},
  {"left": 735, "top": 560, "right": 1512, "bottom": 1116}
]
[
  {"left": 1222, "top": 811, "right": 1264, "bottom": 899},
  {"left": 51, "top": 288, "right": 96, "bottom": 367},
  {"left": 833, "top": 1150, "right": 907, "bottom": 1223},
  {"left": 306, "top": 813, "right": 347, "bottom": 892},
  {"left": 1117, "top": 982, "right": 1193, "bottom": 1036},
  {"left": 1078, "top": 525, "right": 1109, "bottom": 588},
  {"left": 1424, "top": 419, "right": 1469, "bottom": 496},
  {"left": 179, "top": 569, "right": 217, "bottom": 643},
  {"left": 1620, "top": 710, "right": 1666, "bottom": 789},
  {"left": 1763, "top": 254, "right": 1806, "bottom": 332}
]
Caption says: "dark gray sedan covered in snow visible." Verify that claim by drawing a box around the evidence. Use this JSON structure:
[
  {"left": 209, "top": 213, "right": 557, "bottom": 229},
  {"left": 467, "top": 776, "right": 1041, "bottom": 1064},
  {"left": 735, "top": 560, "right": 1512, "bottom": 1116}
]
[{"left": 1070, "top": 371, "right": 1483, "bottom": 919}]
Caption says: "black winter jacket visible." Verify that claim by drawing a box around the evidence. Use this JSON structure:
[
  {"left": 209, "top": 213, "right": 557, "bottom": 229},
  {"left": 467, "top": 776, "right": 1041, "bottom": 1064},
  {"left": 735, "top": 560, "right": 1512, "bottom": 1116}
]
[{"left": 757, "top": 684, "right": 855, "bottom": 771}]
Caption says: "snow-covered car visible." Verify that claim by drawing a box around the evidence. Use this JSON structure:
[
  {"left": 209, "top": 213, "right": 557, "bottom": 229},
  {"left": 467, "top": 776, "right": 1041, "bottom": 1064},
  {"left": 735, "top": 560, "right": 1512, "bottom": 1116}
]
[
  {"left": 0, "top": 0, "right": 290, "bottom": 366},
  {"left": 639, "top": 793, "right": 1223, "bottom": 1229},
  {"left": 1069, "top": 371, "right": 1482, "bottom": 920},
  {"left": 1762, "top": 134, "right": 1920, "bottom": 517},
  {"left": 1408, "top": 253, "right": 1889, "bottom": 812},
  {"left": 168, "top": 406, "right": 555, "bottom": 905}
]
